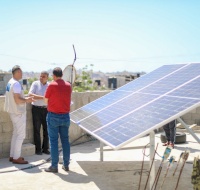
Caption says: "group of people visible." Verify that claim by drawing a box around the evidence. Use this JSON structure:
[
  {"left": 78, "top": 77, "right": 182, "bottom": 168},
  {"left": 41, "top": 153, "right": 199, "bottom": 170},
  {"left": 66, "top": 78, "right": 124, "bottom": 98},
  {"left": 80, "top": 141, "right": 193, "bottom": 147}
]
[{"left": 5, "top": 65, "right": 71, "bottom": 173}]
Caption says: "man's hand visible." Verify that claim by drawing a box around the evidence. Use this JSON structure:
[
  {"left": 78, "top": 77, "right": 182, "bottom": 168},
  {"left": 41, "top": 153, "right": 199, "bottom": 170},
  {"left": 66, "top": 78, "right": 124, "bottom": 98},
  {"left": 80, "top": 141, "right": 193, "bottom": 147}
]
[
  {"left": 14, "top": 93, "right": 35, "bottom": 104},
  {"left": 25, "top": 96, "right": 35, "bottom": 103}
]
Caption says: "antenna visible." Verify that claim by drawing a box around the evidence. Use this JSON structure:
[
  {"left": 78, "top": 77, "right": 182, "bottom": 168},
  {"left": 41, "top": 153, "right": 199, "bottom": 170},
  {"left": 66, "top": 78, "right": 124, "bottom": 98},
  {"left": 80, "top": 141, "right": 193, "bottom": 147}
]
[
  {"left": 62, "top": 44, "right": 77, "bottom": 84},
  {"left": 71, "top": 44, "right": 77, "bottom": 84}
]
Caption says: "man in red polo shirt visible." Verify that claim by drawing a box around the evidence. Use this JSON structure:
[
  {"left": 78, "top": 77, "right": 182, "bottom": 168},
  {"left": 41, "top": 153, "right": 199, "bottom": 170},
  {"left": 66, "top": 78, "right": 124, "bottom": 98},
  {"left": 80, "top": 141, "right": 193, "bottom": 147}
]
[{"left": 44, "top": 67, "right": 71, "bottom": 173}]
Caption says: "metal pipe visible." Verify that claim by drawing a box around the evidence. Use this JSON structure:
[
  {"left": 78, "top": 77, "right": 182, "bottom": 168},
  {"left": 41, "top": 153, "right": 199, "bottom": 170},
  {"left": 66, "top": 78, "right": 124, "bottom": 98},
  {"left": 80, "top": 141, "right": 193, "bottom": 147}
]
[
  {"left": 175, "top": 151, "right": 189, "bottom": 190},
  {"left": 100, "top": 141, "right": 104, "bottom": 161},
  {"left": 144, "top": 143, "right": 159, "bottom": 190},
  {"left": 138, "top": 145, "right": 146, "bottom": 190},
  {"left": 173, "top": 152, "right": 184, "bottom": 176},
  {"left": 177, "top": 117, "right": 200, "bottom": 143}
]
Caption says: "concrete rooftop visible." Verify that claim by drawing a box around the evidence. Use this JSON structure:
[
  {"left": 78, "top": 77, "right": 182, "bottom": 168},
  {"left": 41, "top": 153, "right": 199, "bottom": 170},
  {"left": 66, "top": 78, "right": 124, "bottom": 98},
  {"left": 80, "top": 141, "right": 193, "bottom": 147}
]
[{"left": 0, "top": 132, "right": 199, "bottom": 190}]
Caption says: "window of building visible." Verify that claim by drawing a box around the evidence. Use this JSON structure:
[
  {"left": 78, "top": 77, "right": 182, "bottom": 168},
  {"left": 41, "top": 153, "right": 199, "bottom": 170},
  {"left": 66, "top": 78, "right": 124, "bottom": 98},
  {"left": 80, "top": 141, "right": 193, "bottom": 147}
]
[{"left": 0, "top": 76, "right": 3, "bottom": 81}]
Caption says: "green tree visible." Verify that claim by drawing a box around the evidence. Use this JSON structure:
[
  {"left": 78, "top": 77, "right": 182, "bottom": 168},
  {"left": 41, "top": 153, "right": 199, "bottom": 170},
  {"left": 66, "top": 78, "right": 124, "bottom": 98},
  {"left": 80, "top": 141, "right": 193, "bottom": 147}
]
[
  {"left": 24, "top": 90, "right": 29, "bottom": 94},
  {"left": 28, "top": 77, "right": 37, "bottom": 86},
  {"left": 48, "top": 76, "right": 53, "bottom": 81},
  {"left": 73, "top": 65, "right": 97, "bottom": 92}
]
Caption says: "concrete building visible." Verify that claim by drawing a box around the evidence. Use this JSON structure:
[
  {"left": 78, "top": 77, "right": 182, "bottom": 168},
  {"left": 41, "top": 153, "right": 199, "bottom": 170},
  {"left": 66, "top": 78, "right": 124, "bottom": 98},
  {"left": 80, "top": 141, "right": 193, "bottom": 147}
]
[
  {"left": 0, "top": 72, "right": 12, "bottom": 95},
  {"left": 108, "top": 74, "right": 139, "bottom": 89}
]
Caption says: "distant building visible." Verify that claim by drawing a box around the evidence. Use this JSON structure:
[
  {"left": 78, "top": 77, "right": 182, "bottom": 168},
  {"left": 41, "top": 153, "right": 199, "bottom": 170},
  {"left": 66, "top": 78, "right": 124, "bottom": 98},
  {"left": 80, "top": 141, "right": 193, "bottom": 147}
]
[
  {"left": 94, "top": 79, "right": 101, "bottom": 86},
  {"left": 107, "top": 74, "right": 141, "bottom": 89},
  {"left": 0, "top": 72, "right": 12, "bottom": 95}
]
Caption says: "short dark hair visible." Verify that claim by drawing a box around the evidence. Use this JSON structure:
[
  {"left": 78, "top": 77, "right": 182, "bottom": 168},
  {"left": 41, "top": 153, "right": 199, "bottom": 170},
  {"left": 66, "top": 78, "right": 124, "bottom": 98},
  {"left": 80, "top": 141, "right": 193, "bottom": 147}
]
[
  {"left": 12, "top": 65, "right": 21, "bottom": 74},
  {"left": 41, "top": 71, "right": 49, "bottom": 77},
  {"left": 53, "top": 67, "right": 63, "bottom": 77}
]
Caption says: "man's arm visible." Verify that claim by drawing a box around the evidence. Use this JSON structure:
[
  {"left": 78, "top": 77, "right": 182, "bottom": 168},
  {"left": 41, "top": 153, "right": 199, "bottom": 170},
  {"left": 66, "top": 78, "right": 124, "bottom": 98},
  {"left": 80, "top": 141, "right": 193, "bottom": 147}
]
[
  {"left": 44, "top": 98, "right": 48, "bottom": 104},
  {"left": 44, "top": 83, "right": 51, "bottom": 105},
  {"left": 14, "top": 93, "right": 34, "bottom": 104},
  {"left": 29, "top": 93, "right": 44, "bottom": 100},
  {"left": 28, "top": 81, "right": 44, "bottom": 100}
]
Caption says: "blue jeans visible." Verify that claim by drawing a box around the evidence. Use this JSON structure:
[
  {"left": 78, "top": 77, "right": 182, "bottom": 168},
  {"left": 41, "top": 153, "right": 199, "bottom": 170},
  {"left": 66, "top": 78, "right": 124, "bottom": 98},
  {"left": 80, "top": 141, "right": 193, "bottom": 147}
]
[{"left": 47, "top": 112, "right": 70, "bottom": 168}]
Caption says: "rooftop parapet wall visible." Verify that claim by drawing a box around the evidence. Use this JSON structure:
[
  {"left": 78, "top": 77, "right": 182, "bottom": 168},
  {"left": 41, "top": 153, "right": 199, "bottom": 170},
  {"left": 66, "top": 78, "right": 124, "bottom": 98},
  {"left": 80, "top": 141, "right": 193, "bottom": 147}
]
[
  {"left": 0, "top": 91, "right": 110, "bottom": 158},
  {"left": 181, "top": 107, "right": 200, "bottom": 126}
]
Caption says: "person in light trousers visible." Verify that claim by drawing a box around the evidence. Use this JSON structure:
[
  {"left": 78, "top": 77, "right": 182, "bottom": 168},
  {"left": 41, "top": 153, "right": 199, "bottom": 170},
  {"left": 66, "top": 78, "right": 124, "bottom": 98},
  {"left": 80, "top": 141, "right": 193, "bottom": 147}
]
[{"left": 4, "top": 65, "right": 34, "bottom": 164}]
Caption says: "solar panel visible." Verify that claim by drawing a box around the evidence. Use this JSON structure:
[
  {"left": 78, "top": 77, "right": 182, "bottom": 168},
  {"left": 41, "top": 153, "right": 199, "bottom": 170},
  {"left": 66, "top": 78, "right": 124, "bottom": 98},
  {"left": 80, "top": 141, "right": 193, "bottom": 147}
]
[
  {"left": 118, "top": 64, "right": 186, "bottom": 92},
  {"left": 168, "top": 76, "right": 200, "bottom": 99},
  {"left": 78, "top": 93, "right": 160, "bottom": 132},
  {"left": 70, "top": 64, "right": 186, "bottom": 123},
  {"left": 70, "top": 63, "right": 200, "bottom": 149},
  {"left": 70, "top": 90, "right": 132, "bottom": 123},
  {"left": 140, "top": 64, "right": 200, "bottom": 95},
  {"left": 93, "top": 96, "right": 199, "bottom": 148}
]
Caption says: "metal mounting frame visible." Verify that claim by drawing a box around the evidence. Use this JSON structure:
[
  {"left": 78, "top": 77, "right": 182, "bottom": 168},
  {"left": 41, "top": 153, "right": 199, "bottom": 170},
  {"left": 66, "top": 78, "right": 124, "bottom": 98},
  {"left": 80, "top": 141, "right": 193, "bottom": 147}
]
[{"left": 177, "top": 117, "right": 200, "bottom": 143}]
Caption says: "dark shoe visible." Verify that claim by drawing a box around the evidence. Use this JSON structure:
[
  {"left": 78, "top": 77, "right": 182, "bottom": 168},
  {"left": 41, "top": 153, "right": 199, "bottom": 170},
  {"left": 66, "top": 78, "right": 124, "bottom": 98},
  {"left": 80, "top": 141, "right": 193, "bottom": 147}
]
[
  {"left": 9, "top": 157, "right": 24, "bottom": 162},
  {"left": 162, "top": 141, "right": 169, "bottom": 146},
  {"left": 36, "top": 151, "right": 43, "bottom": 155},
  {"left": 62, "top": 165, "right": 69, "bottom": 171},
  {"left": 45, "top": 166, "right": 58, "bottom": 173},
  {"left": 12, "top": 157, "right": 28, "bottom": 164},
  {"left": 43, "top": 150, "right": 50, "bottom": 155}
]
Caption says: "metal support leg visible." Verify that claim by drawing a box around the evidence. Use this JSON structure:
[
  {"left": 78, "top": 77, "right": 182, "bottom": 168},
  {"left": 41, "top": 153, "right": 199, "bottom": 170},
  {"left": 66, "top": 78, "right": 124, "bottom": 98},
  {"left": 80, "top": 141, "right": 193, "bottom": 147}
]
[
  {"left": 100, "top": 141, "right": 104, "bottom": 161},
  {"left": 177, "top": 117, "right": 200, "bottom": 143},
  {"left": 149, "top": 131, "right": 155, "bottom": 189}
]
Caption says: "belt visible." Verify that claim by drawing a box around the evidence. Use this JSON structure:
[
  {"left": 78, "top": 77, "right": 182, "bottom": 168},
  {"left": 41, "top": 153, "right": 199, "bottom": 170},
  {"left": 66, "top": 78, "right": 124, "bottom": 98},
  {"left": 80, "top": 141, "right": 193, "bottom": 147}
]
[
  {"left": 33, "top": 105, "right": 47, "bottom": 109},
  {"left": 49, "top": 112, "right": 69, "bottom": 115}
]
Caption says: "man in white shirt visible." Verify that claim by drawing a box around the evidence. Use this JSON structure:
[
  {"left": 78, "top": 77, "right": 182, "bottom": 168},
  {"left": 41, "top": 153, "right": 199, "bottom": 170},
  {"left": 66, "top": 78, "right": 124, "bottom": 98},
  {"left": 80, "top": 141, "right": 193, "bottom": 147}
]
[
  {"left": 29, "top": 71, "right": 50, "bottom": 155},
  {"left": 4, "top": 65, "right": 34, "bottom": 164}
]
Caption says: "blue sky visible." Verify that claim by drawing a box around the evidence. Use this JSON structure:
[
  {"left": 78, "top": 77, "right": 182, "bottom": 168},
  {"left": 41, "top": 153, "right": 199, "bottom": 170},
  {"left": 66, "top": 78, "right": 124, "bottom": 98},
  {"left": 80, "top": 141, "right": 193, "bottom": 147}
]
[{"left": 0, "top": 1, "right": 200, "bottom": 73}]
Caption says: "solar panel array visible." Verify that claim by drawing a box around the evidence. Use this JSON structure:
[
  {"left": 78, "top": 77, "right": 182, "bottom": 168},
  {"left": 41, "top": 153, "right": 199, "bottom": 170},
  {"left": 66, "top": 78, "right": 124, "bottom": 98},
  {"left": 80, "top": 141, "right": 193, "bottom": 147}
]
[{"left": 70, "top": 63, "right": 200, "bottom": 149}]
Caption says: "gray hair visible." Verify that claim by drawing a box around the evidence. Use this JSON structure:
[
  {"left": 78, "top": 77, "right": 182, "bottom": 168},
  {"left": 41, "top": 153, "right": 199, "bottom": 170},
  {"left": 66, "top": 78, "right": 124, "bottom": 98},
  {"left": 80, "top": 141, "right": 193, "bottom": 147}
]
[
  {"left": 12, "top": 65, "right": 21, "bottom": 74},
  {"left": 41, "top": 71, "right": 49, "bottom": 77}
]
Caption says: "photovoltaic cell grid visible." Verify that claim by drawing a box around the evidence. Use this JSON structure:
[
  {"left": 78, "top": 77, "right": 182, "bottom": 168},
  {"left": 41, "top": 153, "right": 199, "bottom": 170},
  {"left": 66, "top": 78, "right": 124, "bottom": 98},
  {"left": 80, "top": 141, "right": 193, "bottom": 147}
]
[
  {"left": 140, "top": 64, "right": 200, "bottom": 95},
  {"left": 169, "top": 77, "right": 200, "bottom": 99},
  {"left": 70, "top": 63, "right": 200, "bottom": 149},
  {"left": 94, "top": 96, "right": 200, "bottom": 147},
  {"left": 117, "top": 64, "right": 185, "bottom": 92},
  {"left": 70, "top": 64, "right": 186, "bottom": 123},
  {"left": 78, "top": 93, "right": 159, "bottom": 131},
  {"left": 70, "top": 90, "right": 132, "bottom": 122}
]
